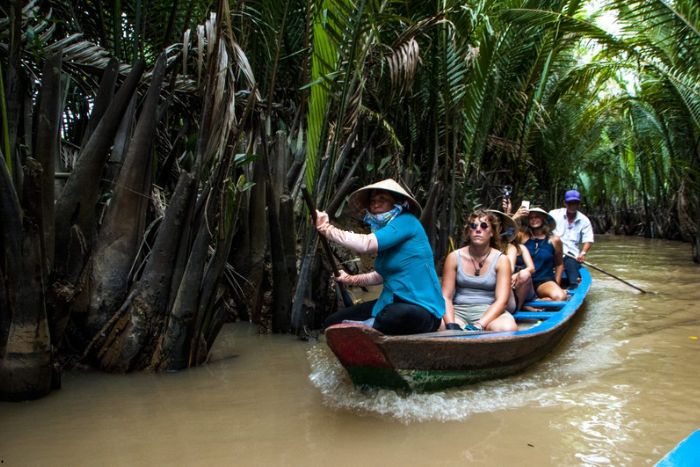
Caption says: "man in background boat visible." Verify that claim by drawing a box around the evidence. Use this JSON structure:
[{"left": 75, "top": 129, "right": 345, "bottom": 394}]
[{"left": 549, "top": 190, "right": 594, "bottom": 289}]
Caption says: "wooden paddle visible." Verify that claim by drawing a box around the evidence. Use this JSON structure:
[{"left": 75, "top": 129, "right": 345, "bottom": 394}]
[
  {"left": 301, "top": 185, "right": 355, "bottom": 308},
  {"left": 565, "top": 253, "right": 648, "bottom": 294}
]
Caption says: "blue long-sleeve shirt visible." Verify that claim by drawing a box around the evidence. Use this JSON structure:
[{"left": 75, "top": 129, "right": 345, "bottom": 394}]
[{"left": 372, "top": 213, "right": 445, "bottom": 319}]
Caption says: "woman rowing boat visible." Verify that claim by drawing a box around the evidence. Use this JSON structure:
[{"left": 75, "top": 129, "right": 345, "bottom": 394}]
[{"left": 315, "top": 179, "right": 445, "bottom": 335}]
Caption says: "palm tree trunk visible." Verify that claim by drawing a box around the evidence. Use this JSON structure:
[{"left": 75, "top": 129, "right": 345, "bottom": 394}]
[
  {"left": 80, "top": 59, "right": 119, "bottom": 147},
  {"left": 97, "top": 171, "right": 195, "bottom": 371},
  {"left": 0, "top": 152, "right": 23, "bottom": 358},
  {"left": 266, "top": 131, "right": 292, "bottom": 332},
  {"left": 53, "top": 60, "right": 146, "bottom": 284},
  {"left": 82, "top": 55, "right": 166, "bottom": 340},
  {"left": 153, "top": 190, "right": 213, "bottom": 370},
  {"left": 0, "top": 159, "right": 52, "bottom": 401},
  {"left": 248, "top": 155, "right": 268, "bottom": 323},
  {"left": 3, "top": 0, "right": 26, "bottom": 188},
  {"left": 34, "top": 52, "right": 63, "bottom": 274}
]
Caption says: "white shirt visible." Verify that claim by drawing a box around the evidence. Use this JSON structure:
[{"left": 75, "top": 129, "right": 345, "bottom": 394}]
[{"left": 549, "top": 208, "right": 594, "bottom": 256}]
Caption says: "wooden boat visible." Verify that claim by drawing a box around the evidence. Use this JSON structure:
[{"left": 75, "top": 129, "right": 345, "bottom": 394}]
[{"left": 325, "top": 267, "right": 592, "bottom": 391}]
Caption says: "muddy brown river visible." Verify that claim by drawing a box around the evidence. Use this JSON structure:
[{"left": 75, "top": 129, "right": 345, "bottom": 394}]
[{"left": 1, "top": 235, "right": 699, "bottom": 466}]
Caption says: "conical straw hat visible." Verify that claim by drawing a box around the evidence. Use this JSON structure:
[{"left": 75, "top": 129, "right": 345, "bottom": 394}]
[
  {"left": 486, "top": 209, "right": 518, "bottom": 243},
  {"left": 527, "top": 207, "right": 556, "bottom": 229},
  {"left": 348, "top": 179, "right": 422, "bottom": 217}
]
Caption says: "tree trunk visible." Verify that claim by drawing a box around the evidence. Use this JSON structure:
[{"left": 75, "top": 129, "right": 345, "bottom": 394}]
[
  {"left": 0, "top": 159, "right": 52, "bottom": 401},
  {"left": 153, "top": 198, "right": 213, "bottom": 370},
  {"left": 155, "top": 145, "right": 235, "bottom": 369},
  {"left": 105, "top": 86, "right": 138, "bottom": 186},
  {"left": 80, "top": 59, "right": 119, "bottom": 147},
  {"left": 248, "top": 156, "right": 268, "bottom": 323},
  {"left": 0, "top": 154, "right": 23, "bottom": 358},
  {"left": 34, "top": 52, "right": 63, "bottom": 275},
  {"left": 268, "top": 190, "right": 292, "bottom": 333},
  {"left": 96, "top": 171, "right": 195, "bottom": 371},
  {"left": 290, "top": 234, "right": 316, "bottom": 334},
  {"left": 4, "top": 0, "right": 26, "bottom": 189},
  {"left": 189, "top": 140, "right": 243, "bottom": 362},
  {"left": 53, "top": 60, "right": 145, "bottom": 284},
  {"left": 279, "top": 194, "right": 297, "bottom": 285},
  {"left": 81, "top": 55, "right": 166, "bottom": 339},
  {"left": 266, "top": 131, "right": 292, "bottom": 332}
]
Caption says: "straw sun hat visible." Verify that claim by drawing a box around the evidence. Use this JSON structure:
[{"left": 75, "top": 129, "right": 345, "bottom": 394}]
[
  {"left": 348, "top": 179, "right": 422, "bottom": 217},
  {"left": 527, "top": 207, "right": 556, "bottom": 229},
  {"left": 485, "top": 209, "right": 517, "bottom": 243}
]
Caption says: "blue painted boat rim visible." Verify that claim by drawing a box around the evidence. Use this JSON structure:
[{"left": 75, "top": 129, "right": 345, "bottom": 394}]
[
  {"left": 656, "top": 429, "right": 700, "bottom": 467},
  {"left": 422, "top": 266, "right": 592, "bottom": 340}
]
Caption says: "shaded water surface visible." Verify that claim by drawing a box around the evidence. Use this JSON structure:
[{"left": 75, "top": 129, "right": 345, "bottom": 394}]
[{"left": 2, "top": 236, "right": 699, "bottom": 466}]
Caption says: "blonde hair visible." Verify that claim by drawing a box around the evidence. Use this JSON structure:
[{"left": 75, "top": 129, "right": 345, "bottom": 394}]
[{"left": 464, "top": 209, "right": 503, "bottom": 251}]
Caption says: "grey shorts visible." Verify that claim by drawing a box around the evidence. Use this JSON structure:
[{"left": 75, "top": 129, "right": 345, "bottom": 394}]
[
  {"left": 453, "top": 303, "right": 514, "bottom": 324},
  {"left": 453, "top": 303, "right": 490, "bottom": 323}
]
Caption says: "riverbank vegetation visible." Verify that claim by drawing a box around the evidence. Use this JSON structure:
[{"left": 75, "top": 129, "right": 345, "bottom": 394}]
[{"left": 1, "top": 0, "right": 699, "bottom": 400}]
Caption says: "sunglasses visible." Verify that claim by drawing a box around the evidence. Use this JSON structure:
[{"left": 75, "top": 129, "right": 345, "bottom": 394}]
[{"left": 469, "top": 222, "right": 490, "bottom": 230}]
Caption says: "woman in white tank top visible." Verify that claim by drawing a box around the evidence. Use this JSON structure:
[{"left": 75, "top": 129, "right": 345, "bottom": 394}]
[{"left": 441, "top": 210, "right": 518, "bottom": 332}]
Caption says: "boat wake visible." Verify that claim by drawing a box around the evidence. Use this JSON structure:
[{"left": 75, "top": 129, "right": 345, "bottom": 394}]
[
  {"left": 308, "top": 318, "right": 620, "bottom": 423},
  {"left": 307, "top": 340, "right": 620, "bottom": 424},
  {"left": 307, "top": 344, "right": 527, "bottom": 422},
  {"left": 308, "top": 280, "right": 632, "bottom": 424}
]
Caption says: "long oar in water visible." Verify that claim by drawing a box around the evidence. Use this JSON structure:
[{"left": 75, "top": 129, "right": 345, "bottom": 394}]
[
  {"left": 565, "top": 253, "right": 648, "bottom": 294},
  {"left": 301, "top": 185, "right": 354, "bottom": 308}
]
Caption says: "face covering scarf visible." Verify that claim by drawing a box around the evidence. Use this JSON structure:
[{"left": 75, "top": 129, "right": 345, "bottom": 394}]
[{"left": 363, "top": 203, "right": 406, "bottom": 232}]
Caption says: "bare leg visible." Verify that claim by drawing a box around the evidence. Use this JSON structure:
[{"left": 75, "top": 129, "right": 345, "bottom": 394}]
[
  {"left": 485, "top": 312, "right": 517, "bottom": 332},
  {"left": 515, "top": 274, "right": 537, "bottom": 310},
  {"left": 536, "top": 281, "right": 568, "bottom": 301}
]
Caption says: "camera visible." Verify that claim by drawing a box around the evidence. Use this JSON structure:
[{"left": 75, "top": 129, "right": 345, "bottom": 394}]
[{"left": 501, "top": 185, "right": 513, "bottom": 199}]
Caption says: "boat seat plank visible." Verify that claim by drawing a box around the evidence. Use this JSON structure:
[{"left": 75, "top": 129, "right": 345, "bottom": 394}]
[
  {"left": 522, "top": 300, "right": 567, "bottom": 309},
  {"left": 513, "top": 311, "right": 555, "bottom": 321}
]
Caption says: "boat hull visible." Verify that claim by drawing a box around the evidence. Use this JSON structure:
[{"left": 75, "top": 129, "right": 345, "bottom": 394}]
[{"left": 325, "top": 268, "right": 591, "bottom": 391}]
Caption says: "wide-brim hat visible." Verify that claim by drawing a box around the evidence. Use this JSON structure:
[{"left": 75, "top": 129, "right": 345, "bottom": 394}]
[
  {"left": 486, "top": 209, "right": 517, "bottom": 243},
  {"left": 348, "top": 178, "right": 422, "bottom": 217},
  {"left": 527, "top": 207, "right": 556, "bottom": 229}
]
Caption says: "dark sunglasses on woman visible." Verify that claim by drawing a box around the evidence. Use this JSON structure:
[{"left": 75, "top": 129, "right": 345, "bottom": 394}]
[{"left": 469, "top": 222, "right": 490, "bottom": 230}]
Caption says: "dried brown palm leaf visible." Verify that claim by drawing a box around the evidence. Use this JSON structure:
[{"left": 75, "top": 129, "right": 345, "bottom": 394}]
[
  {"left": 386, "top": 37, "right": 421, "bottom": 94},
  {"left": 391, "top": 14, "right": 446, "bottom": 49},
  {"left": 182, "top": 29, "right": 191, "bottom": 76},
  {"left": 197, "top": 24, "right": 206, "bottom": 86},
  {"left": 342, "top": 78, "right": 364, "bottom": 134}
]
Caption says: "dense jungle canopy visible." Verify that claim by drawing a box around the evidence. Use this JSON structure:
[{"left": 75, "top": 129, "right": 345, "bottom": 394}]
[{"left": 1, "top": 0, "right": 699, "bottom": 400}]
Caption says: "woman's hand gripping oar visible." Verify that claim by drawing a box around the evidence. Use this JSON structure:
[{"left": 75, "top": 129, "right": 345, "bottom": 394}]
[
  {"left": 565, "top": 253, "right": 648, "bottom": 294},
  {"left": 301, "top": 186, "right": 355, "bottom": 308}
]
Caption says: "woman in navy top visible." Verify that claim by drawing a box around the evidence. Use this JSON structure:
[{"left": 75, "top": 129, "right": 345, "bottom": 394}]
[
  {"left": 520, "top": 208, "right": 567, "bottom": 301},
  {"left": 315, "top": 179, "right": 444, "bottom": 335}
]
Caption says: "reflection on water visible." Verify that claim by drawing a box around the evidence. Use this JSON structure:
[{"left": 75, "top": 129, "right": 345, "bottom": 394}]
[{"left": 2, "top": 236, "right": 700, "bottom": 466}]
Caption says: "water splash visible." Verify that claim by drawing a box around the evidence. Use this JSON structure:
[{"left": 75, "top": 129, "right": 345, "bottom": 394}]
[
  {"left": 308, "top": 345, "right": 536, "bottom": 423},
  {"left": 307, "top": 343, "right": 623, "bottom": 424}
]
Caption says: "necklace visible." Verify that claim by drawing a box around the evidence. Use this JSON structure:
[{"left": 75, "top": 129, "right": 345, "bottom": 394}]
[
  {"left": 531, "top": 236, "right": 545, "bottom": 256},
  {"left": 468, "top": 247, "right": 490, "bottom": 276}
]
